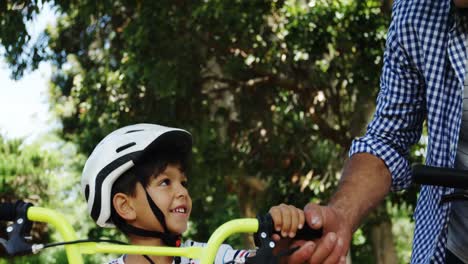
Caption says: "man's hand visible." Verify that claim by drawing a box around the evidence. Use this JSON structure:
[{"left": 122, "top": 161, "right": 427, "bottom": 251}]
[
  {"left": 287, "top": 153, "right": 392, "bottom": 263},
  {"left": 287, "top": 203, "right": 351, "bottom": 263}
]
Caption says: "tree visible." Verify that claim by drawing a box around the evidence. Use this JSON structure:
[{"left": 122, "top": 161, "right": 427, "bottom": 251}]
[
  {"left": 1, "top": 1, "right": 419, "bottom": 263},
  {"left": 0, "top": 134, "right": 113, "bottom": 263},
  {"left": 0, "top": 135, "right": 60, "bottom": 263}
]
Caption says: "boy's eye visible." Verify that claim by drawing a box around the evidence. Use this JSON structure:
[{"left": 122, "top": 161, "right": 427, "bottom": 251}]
[
  {"left": 160, "top": 179, "right": 171, "bottom": 186},
  {"left": 181, "top": 180, "right": 188, "bottom": 187}
]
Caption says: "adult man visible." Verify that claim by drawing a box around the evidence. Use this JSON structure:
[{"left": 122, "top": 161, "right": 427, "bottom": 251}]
[{"left": 289, "top": 0, "right": 468, "bottom": 263}]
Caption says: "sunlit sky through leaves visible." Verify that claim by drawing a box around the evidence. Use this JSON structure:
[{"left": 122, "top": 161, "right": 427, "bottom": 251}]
[{"left": 0, "top": 3, "right": 56, "bottom": 141}]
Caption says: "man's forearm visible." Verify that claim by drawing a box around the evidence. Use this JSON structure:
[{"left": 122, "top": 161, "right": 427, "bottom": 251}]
[{"left": 328, "top": 152, "right": 392, "bottom": 232}]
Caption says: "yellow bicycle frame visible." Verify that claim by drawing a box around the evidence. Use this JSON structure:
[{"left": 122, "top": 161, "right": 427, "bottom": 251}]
[{"left": 27, "top": 207, "right": 259, "bottom": 264}]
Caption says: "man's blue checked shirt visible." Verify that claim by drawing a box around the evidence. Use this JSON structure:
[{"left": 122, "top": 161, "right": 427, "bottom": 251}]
[{"left": 350, "top": 0, "right": 466, "bottom": 263}]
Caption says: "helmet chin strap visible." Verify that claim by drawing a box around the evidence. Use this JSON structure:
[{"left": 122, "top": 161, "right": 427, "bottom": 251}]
[
  {"left": 142, "top": 189, "right": 182, "bottom": 247},
  {"left": 116, "top": 183, "right": 182, "bottom": 264}
]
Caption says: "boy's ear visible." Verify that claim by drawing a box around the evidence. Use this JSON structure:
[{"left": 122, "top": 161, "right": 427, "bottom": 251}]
[{"left": 112, "top": 193, "right": 137, "bottom": 221}]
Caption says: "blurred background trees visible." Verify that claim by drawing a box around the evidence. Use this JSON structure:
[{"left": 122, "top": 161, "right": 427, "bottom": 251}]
[
  {"left": 0, "top": 135, "right": 60, "bottom": 263},
  {"left": 0, "top": 0, "right": 420, "bottom": 263}
]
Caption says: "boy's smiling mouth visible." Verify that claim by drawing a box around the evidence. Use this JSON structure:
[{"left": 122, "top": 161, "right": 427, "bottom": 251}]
[{"left": 170, "top": 206, "right": 188, "bottom": 214}]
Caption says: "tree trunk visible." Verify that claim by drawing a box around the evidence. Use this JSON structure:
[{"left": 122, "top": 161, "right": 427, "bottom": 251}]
[
  {"left": 381, "top": 0, "right": 394, "bottom": 15},
  {"left": 370, "top": 220, "right": 398, "bottom": 264},
  {"left": 237, "top": 175, "right": 267, "bottom": 248}
]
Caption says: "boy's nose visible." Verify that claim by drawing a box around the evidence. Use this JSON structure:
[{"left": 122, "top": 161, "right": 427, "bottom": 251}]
[{"left": 176, "top": 183, "right": 189, "bottom": 197}]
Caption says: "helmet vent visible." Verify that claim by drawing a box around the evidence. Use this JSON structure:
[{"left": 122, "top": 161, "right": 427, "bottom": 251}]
[
  {"left": 125, "top": 129, "right": 144, "bottom": 134},
  {"left": 116, "top": 142, "right": 137, "bottom": 153},
  {"left": 85, "top": 184, "right": 90, "bottom": 200}
]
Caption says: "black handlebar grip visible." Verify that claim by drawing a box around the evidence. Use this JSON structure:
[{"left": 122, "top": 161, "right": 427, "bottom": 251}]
[
  {"left": 0, "top": 202, "right": 18, "bottom": 221},
  {"left": 412, "top": 164, "right": 468, "bottom": 189},
  {"left": 257, "top": 213, "right": 323, "bottom": 243},
  {"left": 294, "top": 224, "right": 323, "bottom": 240}
]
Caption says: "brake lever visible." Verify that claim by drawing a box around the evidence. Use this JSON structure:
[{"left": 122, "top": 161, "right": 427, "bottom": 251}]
[
  {"left": 245, "top": 214, "right": 279, "bottom": 264},
  {"left": 1, "top": 201, "right": 35, "bottom": 256},
  {"left": 246, "top": 213, "right": 323, "bottom": 264}
]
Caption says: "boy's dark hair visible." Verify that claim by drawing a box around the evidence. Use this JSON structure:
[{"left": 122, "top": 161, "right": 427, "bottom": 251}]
[{"left": 109, "top": 148, "right": 189, "bottom": 234}]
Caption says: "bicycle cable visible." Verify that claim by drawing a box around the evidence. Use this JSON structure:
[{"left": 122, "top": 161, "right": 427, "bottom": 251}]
[
  {"left": 224, "top": 246, "right": 301, "bottom": 264},
  {"left": 43, "top": 239, "right": 181, "bottom": 264},
  {"left": 143, "top": 254, "right": 155, "bottom": 264},
  {"left": 42, "top": 238, "right": 128, "bottom": 249}
]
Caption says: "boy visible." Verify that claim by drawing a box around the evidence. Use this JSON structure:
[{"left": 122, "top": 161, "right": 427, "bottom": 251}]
[{"left": 81, "top": 123, "right": 305, "bottom": 264}]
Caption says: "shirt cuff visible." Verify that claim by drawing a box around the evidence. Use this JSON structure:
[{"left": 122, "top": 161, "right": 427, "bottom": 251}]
[{"left": 349, "top": 136, "right": 412, "bottom": 191}]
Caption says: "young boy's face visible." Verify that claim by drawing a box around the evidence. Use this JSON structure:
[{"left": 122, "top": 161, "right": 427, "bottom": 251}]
[{"left": 132, "top": 164, "right": 192, "bottom": 234}]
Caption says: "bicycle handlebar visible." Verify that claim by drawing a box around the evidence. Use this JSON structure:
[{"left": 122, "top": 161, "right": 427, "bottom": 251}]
[
  {"left": 0, "top": 202, "right": 20, "bottom": 221},
  {"left": 288, "top": 223, "right": 322, "bottom": 240},
  {"left": 0, "top": 201, "right": 323, "bottom": 264},
  {"left": 412, "top": 164, "right": 468, "bottom": 189},
  {"left": 250, "top": 213, "right": 322, "bottom": 264},
  {"left": 256, "top": 213, "right": 322, "bottom": 242}
]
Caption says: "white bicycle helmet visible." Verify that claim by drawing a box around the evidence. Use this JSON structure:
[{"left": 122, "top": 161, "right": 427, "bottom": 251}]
[{"left": 81, "top": 123, "right": 192, "bottom": 228}]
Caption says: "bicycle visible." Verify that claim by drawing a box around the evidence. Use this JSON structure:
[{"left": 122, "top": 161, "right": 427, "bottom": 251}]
[{"left": 0, "top": 201, "right": 322, "bottom": 264}]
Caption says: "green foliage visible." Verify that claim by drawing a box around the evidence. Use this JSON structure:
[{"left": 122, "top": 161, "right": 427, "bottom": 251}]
[
  {"left": 351, "top": 228, "right": 375, "bottom": 264},
  {"left": 0, "top": 135, "right": 60, "bottom": 205},
  {"left": 389, "top": 201, "right": 414, "bottom": 264},
  {"left": 0, "top": 135, "right": 62, "bottom": 261},
  {"left": 0, "top": 134, "right": 120, "bottom": 263}
]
